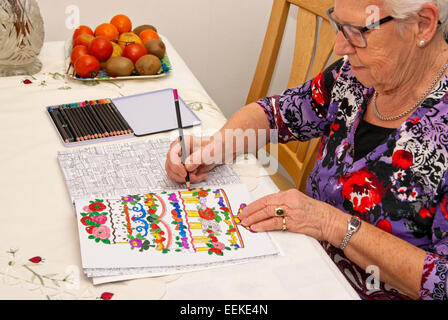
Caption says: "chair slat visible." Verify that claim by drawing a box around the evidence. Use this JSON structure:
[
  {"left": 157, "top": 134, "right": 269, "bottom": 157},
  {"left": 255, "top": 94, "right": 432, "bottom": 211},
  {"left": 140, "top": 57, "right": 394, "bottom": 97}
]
[
  {"left": 288, "top": 0, "right": 334, "bottom": 22},
  {"left": 248, "top": 0, "right": 337, "bottom": 192},
  {"left": 288, "top": 8, "right": 317, "bottom": 87},
  {"left": 308, "top": 19, "right": 335, "bottom": 80},
  {"left": 246, "top": 0, "right": 290, "bottom": 104}
]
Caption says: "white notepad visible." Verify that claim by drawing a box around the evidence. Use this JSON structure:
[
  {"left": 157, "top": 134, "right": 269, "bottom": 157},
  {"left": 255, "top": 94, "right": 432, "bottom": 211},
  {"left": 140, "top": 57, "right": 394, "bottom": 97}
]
[{"left": 112, "top": 88, "right": 201, "bottom": 136}]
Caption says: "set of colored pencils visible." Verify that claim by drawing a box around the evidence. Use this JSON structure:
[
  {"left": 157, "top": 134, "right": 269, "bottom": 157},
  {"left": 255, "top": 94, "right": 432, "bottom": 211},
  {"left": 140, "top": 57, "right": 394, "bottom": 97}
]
[{"left": 48, "top": 99, "right": 133, "bottom": 144}]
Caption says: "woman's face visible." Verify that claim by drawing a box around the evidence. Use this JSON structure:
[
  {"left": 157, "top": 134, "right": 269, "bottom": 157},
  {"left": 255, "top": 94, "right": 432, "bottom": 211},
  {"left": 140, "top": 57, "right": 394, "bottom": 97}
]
[{"left": 333, "top": 0, "right": 417, "bottom": 91}]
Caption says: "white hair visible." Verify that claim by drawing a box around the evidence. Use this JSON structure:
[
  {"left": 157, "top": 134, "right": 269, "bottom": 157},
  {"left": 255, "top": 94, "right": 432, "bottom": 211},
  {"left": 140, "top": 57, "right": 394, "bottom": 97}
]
[{"left": 383, "top": 0, "right": 448, "bottom": 39}]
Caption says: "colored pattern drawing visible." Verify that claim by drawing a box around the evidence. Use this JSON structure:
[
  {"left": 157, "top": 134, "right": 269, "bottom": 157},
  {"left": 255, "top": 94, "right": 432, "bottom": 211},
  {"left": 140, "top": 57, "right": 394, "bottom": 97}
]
[{"left": 78, "top": 188, "right": 244, "bottom": 256}]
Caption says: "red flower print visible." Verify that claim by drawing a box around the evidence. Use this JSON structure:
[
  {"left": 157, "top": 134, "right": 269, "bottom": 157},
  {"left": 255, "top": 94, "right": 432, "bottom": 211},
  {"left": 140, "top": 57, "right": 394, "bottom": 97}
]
[
  {"left": 197, "top": 190, "right": 209, "bottom": 197},
  {"left": 80, "top": 216, "right": 93, "bottom": 226},
  {"left": 329, "top": 123, "right": 340, "bottom": 138},
  {"left": 29, "top": 256, "right": 44, "bottom": 264},
  {"left": 311, "top": 73, "right": 326, "bottom": 106},
  {"left": 418, "top": 207, "right": 434, "bottom": 219},
  {"left": 100, "top": 292, "right": 114, "bottom": 300},
  {"left": 151, "top": 223, "right": 159, "bottom": 230},
  {"left": 89, "top": 202, "right": 106, "bottom": 212},
  {"left": 392, "top": 150, "right": 413, "bottom": 170},
  {"left": 85, "top": 225, "right": 95, "bottom": 234},
  {"left": 208, "top": 248, "right": 223, "bottom": 255},
  {"left": 199, "top": 207, "right": 215, "bottom": 220},
  {"left": 23, "top": 79, "right": 32, "bottom": 84},
  {"left": 376, "top": 219, "right": 392, "bottom": 233},
  {"left": 339, "top": 167, "right": 385, "bottom": 214},
  {"left": 408, "top": 117, "right": 420, "bottom": 125}
]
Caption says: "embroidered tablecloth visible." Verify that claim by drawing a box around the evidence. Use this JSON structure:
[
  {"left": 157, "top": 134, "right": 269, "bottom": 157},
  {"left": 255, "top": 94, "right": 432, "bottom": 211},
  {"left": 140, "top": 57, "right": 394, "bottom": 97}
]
[{"left": 0, "top": 40, "right": 359, "bottom": 300}]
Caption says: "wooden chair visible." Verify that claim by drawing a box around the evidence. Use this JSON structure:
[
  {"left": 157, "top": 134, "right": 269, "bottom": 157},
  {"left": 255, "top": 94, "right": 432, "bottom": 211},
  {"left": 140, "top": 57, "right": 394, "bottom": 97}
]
[{"left": 246, "top": 0, "right": 338, "bottom": 192}]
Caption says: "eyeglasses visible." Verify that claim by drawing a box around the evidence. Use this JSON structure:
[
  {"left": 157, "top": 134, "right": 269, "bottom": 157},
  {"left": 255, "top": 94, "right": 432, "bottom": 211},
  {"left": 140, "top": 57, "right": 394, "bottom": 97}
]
[{"left": 326, "top": 7, "right": 394, "bottom": 48}]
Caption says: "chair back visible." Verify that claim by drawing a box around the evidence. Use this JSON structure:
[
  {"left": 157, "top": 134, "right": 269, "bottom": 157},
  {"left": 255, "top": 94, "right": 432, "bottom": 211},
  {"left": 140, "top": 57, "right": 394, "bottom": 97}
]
[{"left": 247, "top": 0, "right": 338, "bottom": 192}]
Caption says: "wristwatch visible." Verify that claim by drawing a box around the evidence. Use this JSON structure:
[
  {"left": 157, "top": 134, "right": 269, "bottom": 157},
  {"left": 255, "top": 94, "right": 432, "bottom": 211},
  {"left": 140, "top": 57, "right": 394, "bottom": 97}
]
[{"left": 339, "top": 216, "right": 361, "bottom": 250}]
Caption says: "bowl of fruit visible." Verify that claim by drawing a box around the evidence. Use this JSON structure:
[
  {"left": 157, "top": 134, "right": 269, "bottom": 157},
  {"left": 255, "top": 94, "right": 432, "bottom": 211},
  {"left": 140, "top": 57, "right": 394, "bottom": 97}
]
[{"left": 65, "top": 14, "right": 172, "bottom": 80}]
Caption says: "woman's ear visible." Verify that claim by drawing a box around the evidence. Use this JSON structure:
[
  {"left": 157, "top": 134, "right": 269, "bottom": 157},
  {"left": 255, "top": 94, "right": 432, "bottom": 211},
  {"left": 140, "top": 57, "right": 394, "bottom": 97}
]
[{"left": 416, "top": 2, "right": 440, "bottom": 46}]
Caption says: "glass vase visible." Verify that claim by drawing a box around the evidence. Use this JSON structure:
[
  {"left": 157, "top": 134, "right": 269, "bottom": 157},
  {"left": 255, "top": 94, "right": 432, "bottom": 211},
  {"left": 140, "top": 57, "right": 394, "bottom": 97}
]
[{"left": 0, "top": 0, "right": 45, "bottom": 77}]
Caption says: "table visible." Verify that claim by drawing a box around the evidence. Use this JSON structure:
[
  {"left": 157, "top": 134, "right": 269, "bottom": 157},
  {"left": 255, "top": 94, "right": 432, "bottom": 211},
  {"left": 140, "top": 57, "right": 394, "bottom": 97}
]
[{"left": 0, "top": 40, "right": 359, "bottom": 300}]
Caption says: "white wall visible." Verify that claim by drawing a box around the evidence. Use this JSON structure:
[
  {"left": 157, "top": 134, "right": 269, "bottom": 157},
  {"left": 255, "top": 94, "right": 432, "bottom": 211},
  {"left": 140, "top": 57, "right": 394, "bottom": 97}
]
[{"left": 37, "top": 0, "right": 297, "bottom": 118}]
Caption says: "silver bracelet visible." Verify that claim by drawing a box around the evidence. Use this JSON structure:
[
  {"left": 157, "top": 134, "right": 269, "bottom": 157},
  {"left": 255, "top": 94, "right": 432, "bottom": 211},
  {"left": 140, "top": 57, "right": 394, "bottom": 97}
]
[{"left": 339, "top": 216, "right": 361, "bottom": 250}]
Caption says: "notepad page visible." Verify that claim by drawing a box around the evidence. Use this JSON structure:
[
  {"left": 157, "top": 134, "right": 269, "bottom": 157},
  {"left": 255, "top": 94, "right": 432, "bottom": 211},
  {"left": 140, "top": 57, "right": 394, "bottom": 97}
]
[{"left": 112, "top": 88, "right": 201, "bottom": 136}]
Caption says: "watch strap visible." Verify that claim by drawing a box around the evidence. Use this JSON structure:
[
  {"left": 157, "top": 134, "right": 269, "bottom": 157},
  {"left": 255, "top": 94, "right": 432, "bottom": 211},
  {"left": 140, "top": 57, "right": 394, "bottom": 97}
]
[{"left": 339, "top": 216, "right": 361, "bottom": 250}]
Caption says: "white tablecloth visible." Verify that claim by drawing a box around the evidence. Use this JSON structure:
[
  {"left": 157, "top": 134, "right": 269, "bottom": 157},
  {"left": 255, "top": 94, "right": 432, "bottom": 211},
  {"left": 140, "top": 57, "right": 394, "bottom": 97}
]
[{"left": 0, "top": 40, "right": 359, "bottom": 300}]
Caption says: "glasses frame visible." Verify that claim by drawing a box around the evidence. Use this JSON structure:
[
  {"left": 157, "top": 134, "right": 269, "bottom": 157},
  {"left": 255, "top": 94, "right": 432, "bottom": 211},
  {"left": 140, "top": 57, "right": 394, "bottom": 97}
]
[{"left": 326, "top": 7, "right": 394, "bottom": 48}]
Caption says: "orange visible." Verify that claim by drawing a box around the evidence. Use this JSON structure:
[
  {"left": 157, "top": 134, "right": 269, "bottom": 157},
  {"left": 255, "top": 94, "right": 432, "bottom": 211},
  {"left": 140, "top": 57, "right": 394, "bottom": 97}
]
[
  {"left": 111, "top": 42, "right": 123, "bottom": 57},
  {"left": 139, "top": 29, "right": 159, "bottom": 43},
  {"left": 72, "top": 25, "right": 94, "bottom": 41},
  {"left": 117, "top": 32, "right": 142, "bottom": 50},
  {"left": 94, "top": 23, "right": 119, "bottom": 41},
  {"left": 110, "top": 14, "right": 132, "bottom": 34},
  {"left": 73, "top": 34, "right": 94, "bottom": 48}
]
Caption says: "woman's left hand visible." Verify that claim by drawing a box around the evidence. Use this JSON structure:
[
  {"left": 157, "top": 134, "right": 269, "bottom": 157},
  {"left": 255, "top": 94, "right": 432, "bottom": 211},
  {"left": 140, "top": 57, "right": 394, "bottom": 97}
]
[{"left": 238, "top": 188, "right": 333, "bottom": 241}]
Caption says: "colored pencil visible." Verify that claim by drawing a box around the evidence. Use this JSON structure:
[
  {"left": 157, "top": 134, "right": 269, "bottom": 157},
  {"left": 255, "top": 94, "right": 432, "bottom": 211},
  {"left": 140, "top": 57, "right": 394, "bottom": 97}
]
[
  {"left": 80, "top": 102, "right": 100, "bottom": 138},
  {"left": 173, "top": 89, "right": 190, "bottom": 190},
  {"left": 103, "top": 102, "right": 125, "bottom": 135},
  {"left": 59, "top": 105, "right": 82, "bottom": 141},
  {"left": 90, "top": 101, "right": 117, "bottom": 136},
  {"left": 98, "top": 102, "right": 120, "bottom": 135},
  {"left": 49, "top": 108, "right": 71, "bottom": 143},
  {"left": 93, "top": 101, "right": 116, "bottom": 136},
  {"left": 55, "top": 109, "right": 76, "bottom": 142},
  {"left": 87, "top": 101, "right": 110, "bottom": 137},
  {"left": 71, "top": 104, "right": 90, "bottom": 140},
  {"left": 106, "top": 99, "right": 133, "bottom": 134},
  {"left": 85, "top": 101, "right": 108, "bottom": 137},
  {"left": 74, "top": 103, "right": 93, "bottom": 139}
]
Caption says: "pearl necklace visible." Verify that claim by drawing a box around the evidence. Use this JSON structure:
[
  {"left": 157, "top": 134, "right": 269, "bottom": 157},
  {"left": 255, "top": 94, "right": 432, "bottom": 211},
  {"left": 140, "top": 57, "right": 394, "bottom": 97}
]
[{"left": 373, "top": 61, "right": 448, "bottom": 121}]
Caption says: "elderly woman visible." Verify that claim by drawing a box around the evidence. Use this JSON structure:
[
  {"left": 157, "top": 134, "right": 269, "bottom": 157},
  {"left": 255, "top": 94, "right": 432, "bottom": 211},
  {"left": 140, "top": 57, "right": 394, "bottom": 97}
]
[{"left": 165, "top": 0, "right": 448, "bottom": 300}]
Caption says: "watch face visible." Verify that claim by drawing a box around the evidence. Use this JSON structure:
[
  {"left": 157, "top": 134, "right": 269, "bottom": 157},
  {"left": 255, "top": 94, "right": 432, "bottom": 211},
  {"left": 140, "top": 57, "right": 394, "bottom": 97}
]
[{"left": 351, "top": 217, "right": 361, "bottom": 228}]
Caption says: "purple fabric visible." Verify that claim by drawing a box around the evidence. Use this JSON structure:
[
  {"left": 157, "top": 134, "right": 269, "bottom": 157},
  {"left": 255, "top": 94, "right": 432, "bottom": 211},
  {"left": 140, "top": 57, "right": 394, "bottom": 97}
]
[{"left": 257, "top": 57, "right": 448, "bottom": 300}]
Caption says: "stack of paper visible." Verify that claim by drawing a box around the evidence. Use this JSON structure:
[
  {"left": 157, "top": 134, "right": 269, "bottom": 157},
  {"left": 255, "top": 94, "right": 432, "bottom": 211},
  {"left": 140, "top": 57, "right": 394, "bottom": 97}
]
[{"left": 58, "top": 138, "right": 280, "bottom": 284}]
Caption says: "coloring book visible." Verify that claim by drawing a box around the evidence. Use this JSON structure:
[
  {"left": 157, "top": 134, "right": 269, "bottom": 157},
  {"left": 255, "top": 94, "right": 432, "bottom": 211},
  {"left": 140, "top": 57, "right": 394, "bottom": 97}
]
[{"left": 75, "top": 183, "right": 279, "bottom": 274}]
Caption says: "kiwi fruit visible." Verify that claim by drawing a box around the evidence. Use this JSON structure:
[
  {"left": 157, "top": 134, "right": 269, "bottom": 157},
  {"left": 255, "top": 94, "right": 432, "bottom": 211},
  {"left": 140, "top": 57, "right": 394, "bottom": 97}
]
[
  {"left": 144, "top": 39, "right": 166, "bottom": 59},
  {"left": 133, "top": 24, "right": 157, "bottom": 36},
  {"left": 135, "top": 54, "right": 162, "bottom": 75},
  {"left": 105, "top": 56, "right": 135, "bottom": 76}
]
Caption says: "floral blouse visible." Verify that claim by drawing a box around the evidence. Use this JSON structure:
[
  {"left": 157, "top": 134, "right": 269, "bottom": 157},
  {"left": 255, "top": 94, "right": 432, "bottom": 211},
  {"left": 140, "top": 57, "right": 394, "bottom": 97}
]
[{"left": 256, "top": 57, "right": 448, "bottom": 300}]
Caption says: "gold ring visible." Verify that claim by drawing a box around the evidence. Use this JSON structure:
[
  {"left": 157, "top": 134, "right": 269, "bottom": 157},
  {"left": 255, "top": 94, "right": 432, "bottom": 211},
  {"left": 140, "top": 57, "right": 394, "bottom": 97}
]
[
  {"left": 282, "top": 217, "right": 287, "bottom": 231},
  {"left": 274, "top": 207, "right": 285, "bottom": 217}
]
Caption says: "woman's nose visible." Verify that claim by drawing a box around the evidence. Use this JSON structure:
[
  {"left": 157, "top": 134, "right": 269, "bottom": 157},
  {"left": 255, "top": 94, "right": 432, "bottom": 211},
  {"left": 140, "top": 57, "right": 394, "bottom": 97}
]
[{"left": 333, "top": 31, "right": 356, "bottom": 56}]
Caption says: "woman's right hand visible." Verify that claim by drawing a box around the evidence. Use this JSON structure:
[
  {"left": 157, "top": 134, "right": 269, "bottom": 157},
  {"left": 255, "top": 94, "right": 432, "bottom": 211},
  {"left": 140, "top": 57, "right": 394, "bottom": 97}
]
[{"left": 165, "top": 135, "right": 223, "bottom": 184}]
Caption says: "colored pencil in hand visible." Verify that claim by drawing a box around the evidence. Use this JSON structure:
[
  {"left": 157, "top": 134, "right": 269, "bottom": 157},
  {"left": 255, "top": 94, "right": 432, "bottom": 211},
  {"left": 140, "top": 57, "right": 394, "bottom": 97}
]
[{"left": 173, "top": 89, "right": 190, "bottom": 191}]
